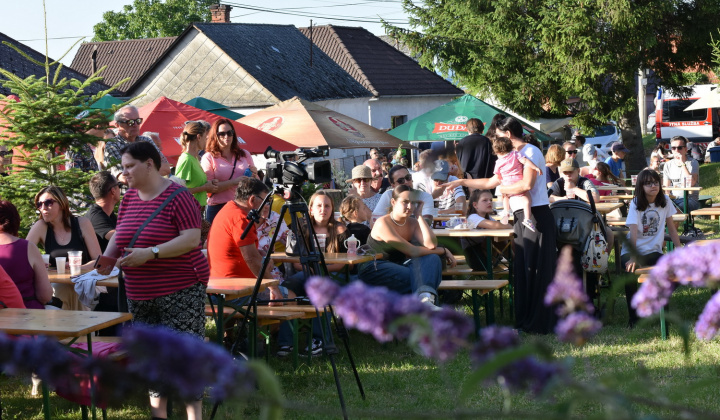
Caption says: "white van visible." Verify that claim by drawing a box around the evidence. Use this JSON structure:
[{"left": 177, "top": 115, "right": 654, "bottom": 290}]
[{"left": 655, "top": 85, "right": 718, "bottom": 145}]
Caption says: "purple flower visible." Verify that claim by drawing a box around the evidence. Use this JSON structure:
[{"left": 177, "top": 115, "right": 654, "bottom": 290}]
[
  {"left": 545, "top": 246, "right": 593, "bottom": 316},
  {"left": 695, "top": 290, "right": 720, "bottom": 340},
  {"left": 0, "top": 334, "right": 75, "bottom": 388},
  {"left": 332, "top": 281, "right": 395, "bottom": 342},
  {"left": 630, "top": 274, "right": 674, "bottom": 317},
  {"left": 306, "top": 276, "right": 340, "bottom": 308},
  {"left": 555, "top": 312, "right": 601, "bottom": 346},
  {"left": 470, "top": 326, "right": 520, "bottom": 365},
  {"left": 121, "top": 325, "right": 255, "bottom": 401},
  {"left": 416, "top": 307, "right": 474, "bottom": 362},
  {"left": 649, "top": 241, "right": 720, "bottom": 288}
]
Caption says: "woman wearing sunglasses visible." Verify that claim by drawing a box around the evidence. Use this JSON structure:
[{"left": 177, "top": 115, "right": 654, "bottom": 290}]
[
  {"left": 174, "top": 121, "right": 218, "bottom": 212},
  {"left": 26, "top": 186, "right": 102, "bottom": 310},
  {"left": 201, "top": 118, "right": 258, "bottom": 224}
]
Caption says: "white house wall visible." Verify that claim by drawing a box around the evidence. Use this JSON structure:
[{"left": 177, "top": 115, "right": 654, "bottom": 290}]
[{"left": 130, "top": 30, "right": 277, "bottom": 108}]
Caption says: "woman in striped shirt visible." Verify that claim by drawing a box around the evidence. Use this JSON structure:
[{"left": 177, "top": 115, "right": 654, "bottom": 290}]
[{"left": 99, "top": 141, "right": 208, "bottom": 419}]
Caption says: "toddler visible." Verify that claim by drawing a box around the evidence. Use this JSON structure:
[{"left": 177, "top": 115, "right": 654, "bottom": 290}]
[{"left": 493, "top": 136, "right": 542, "bottom": 231}]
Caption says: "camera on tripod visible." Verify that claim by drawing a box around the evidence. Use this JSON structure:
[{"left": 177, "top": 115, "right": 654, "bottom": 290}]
[{"left": 264, "top": 146, "right": 332, "bottom": 187}]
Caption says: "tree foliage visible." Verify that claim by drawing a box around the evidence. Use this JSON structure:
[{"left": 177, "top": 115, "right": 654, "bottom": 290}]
[
  {"left": 93, "top": 0, "right": 215, "bottom": 41},
  {"left": 386, "top": 0, "right": 720, "bottom": 170},
  {"left": 0, "top": 42, "right": 126, "bottom": 232}
]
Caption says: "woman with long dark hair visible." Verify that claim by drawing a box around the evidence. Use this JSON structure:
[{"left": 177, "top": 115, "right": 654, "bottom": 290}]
[
  {"left": 201, "top": 118, "right": 257, "bottom": 223},
  {"left": 444, "top": 116, "right": 557, "bottom": 334}
]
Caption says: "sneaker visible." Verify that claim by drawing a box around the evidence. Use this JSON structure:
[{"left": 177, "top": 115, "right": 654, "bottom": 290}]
[
  {"left": 304, "top": 339, "right": 323, "bottom": 356},
  {"left": 419, "top": 292, "right": 441, "bottom": 310},
  {"left": 276, "top": 345, "right": 293, "bottom": 357},
  {"left": 522, "top": 218, "right": 536, "bottom": 232}
]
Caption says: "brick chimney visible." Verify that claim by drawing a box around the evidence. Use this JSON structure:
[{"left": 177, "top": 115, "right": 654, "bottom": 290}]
[{"left": 210, "top": 4, "right": 232, "bottom": 23}]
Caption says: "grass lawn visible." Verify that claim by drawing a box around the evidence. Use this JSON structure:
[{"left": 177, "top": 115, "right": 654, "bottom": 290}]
[{"left": 5, "top": 135, "right": 720, "bottom": 419}]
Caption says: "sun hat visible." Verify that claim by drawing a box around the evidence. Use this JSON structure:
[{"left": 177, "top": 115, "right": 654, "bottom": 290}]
[{"left": 346, "top": 165, "right": 373, "bottom": 183}]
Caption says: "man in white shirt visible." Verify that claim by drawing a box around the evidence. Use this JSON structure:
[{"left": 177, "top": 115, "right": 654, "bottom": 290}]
[
  {"left": 373, "top": 165, "right": 436, "bottom": 222},
  {"left": 414, "top": 160, "right": 465, "bottom": 213},
  {"left": 662, "top": 135, "right": 700, "bottom": 212}
]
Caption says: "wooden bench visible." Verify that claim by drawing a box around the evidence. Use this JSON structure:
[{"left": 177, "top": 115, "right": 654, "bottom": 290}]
[
  {"left": 205, "top": 304, "right": 305, "bottom": 326},
  {"left": 442, "top": 266, "right": 509, "bottom": 277}
]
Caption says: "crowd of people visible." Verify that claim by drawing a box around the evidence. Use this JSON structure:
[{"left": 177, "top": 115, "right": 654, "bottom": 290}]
[{"left": 0, "top": 103, "right": 706, "bottom": 418}]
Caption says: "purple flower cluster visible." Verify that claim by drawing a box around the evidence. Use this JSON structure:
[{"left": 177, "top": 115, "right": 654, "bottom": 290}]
[
  {"left": 0, "top": 334, "right": 75, "bottom": 387},
  {"left": 695, "top": 291, "right": 720, "bottom": 340},
  {"left": 545, "top": 246, "right": 601, "bottom": 346},
  {"left": 306, "top": 278, "right": 471, "bottom": 361},
  {"left": 470, "top": 326, "right": 562, "bottom": 395},
  {"left": 555, "top": 313, "right": 602, "bottom": 347},
  {"left": 633, "top": 242, "right": 720, "bottom": 318},
  {"left": 121, "top": 325, "right": 256, "bottom": 401},
  {"left": 544, "top": 247, "right": 593, "bottom": 316}
]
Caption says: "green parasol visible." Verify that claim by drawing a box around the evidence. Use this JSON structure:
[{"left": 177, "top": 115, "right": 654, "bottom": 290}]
[
  {"left": 388, "top": 94, "right": 554, "bottom": 144},
  {"left": 185, "top": 97, "right": 244, "bottom": 120}
]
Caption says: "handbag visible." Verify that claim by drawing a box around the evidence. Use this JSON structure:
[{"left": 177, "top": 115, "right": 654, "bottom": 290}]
[
  {"left": 581, "top": 219, "right": 609, "bottom": 274},
  {"left": 117, "top": 186, "right": 188, "bottom": 312}
]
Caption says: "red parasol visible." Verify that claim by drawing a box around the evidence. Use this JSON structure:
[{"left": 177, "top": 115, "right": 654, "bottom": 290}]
[{"left": 136, "top": 97, "right": 296, "bottom": 165}]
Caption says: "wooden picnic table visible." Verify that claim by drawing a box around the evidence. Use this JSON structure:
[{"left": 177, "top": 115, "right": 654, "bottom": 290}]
[
  {"left": 270, "top": 252, "right": 380, "bottom": 265},
  {"left": 599, "top": 194, "right": 634, "bottom": 201},
  {"left": 0, "top": 308, "right": 132, "bottom": 420}
]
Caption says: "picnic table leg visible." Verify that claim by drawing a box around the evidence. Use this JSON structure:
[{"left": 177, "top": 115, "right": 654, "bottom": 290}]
[
  {"left": 660, "top": 307, "right": 667, "bottom": 340},
  {"left": 216, "top": 295, "right": 225, "bottom": 346},
  {"left": 42, "top": 381, "right": 51, "bottom": 420},
  {"left": 485, "top": 237, "right": 495, "bottom": 325},
  {"left": 86, "top": 333, "right": 97, "bottom": 420},
  {"left": 684, "top": 191, "right": 689, "bottom": 232}
]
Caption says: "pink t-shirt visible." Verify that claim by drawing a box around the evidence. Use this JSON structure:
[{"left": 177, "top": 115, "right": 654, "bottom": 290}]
[
  {"left": 493, "top": 151, "right": 524, "bottom": 185},
  {"left": 200, "top": 151, "right": 253, "bottom": 206}
]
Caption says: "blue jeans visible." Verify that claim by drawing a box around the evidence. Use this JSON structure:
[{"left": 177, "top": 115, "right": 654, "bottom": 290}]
[
  {"left": 206, "top": 203, "right": 226, "bottom": 224},
  {"left": 357, "top": 253, "right": 442, "bottom": 297},
  {"left": 672, "top": 197, "right": 700, "bottom": 213}
]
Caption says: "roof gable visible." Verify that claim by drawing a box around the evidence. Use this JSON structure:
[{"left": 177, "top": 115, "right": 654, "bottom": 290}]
[
  {"left": 0, "top": 32, "right": 108, "bottom": 96},
  {"left": 70, "top": 37, "right": 177, "bottom": 95},
  {"left": 299, "top": 25, "right": 462, "bottom": 97},
  {"left": 192, "top": 23, "right": 370, "bottom": 101}
]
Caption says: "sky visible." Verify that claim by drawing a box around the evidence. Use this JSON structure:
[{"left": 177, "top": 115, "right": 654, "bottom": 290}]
[{"left": 3, "top": 1, "right": 413, "bottom": 67}]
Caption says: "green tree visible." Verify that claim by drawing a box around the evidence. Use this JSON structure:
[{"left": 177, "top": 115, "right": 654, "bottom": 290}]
[
  {"left": 0, "top": 43, "right": 126, "bottom": 232},
  {"left": 93, "top": 0, "right": 215, "bottom": 41},
  {"left": 386, "top": 0, "right": 720, "bottom": 170}
]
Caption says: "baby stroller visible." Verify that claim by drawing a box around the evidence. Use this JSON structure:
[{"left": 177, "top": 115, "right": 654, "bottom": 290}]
[{"left": 549, "top": 193, "right": 609, "bottom": 310}]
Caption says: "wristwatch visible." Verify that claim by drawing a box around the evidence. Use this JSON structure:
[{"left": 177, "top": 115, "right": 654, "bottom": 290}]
[{"left": 151, "top": 247, "right": 160, "bottom": 259}]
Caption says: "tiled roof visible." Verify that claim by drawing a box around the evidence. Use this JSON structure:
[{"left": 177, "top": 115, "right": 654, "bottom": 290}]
[
  {"left": 191, "top": 23, "right": 371, "bottom": 101},
  {"left": 0, "top": 32, "right": 108, "bottom": 96},
  {"left": 70, "top": 37, "right": 177, "bottom": 94},
  {"left": 299, "top": 25, "right": 463, "bottom": 97}
]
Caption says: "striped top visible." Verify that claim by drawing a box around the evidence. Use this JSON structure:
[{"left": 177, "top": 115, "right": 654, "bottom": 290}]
[{"left": 115, "top": 182, "right": 209, "bottom": 300}]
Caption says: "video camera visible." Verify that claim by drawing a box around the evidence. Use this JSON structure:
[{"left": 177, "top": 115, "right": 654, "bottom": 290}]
[{"left": 264, "top": 146, "right": 332, "bottom": 187}]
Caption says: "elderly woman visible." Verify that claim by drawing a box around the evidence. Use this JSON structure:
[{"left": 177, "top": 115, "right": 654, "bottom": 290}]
[
  {"left": 27, "top": 186, "right": 101, "bottom": 310},
  {"left": 201, "top": 118, "right": 257, "bottom": 223},
  {"left": 347, "top": 165, "right": 381, "bottom": 213},
  {"left": 98, "top": 141, "right": 209, "bottom": 419},
  {"left": 357, "top": 184, "right": 456, "bottom": 307},
  {"left": 0, "top": 200, "right": 52, "bottom": 309}
]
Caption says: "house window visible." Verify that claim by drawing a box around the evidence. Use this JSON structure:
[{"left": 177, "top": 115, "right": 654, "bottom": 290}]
[{"left": 391, "top": 115, "right": 407, "bottom": 128}]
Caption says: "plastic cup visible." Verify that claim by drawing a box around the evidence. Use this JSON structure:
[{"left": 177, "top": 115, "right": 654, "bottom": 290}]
[
  {"left": 455, "top": 202, "right": 464, "bottom": 213},
  {"left": 316, "top": 234, "right": 327, "bottom": 251},
  {"left": 685, "top": 177, "right": 692, "bottom": 188},
  {"left": 68, "top": 251, "right": 82, "bottom": 276},
  {"left": 41, "top": 254, "right": 50, "bottom": 269},
  {"left": 631, "top": 175, "right": 638, "bottom": 186},
  {"left": 55, "top": 257, "right": 67, "bottom": 275},
  {"left": 567, "top": 188, "right": 576, "bottom": 199}
]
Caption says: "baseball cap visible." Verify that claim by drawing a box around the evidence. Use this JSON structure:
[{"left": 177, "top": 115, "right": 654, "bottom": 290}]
[
  {"left": 559, "top": 158, "right": 580, "bottom": 172},
  {"left": 431, "top": 160, "right": 450, "bottom": 181},
  {"left": 582, "top": 143, "right": 596, "bottom": 162},
  {"left": 611, "top": 141, "right": 630, "bottom": 154}
]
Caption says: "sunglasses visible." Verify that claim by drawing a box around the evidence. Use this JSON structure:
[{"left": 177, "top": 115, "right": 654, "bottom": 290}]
[
  {"left": 217, "top": 130, "right": 234, "bottom": 138},
  {"left": 354, "top": 178, "right": 372, "bottom": 184},
  {"left": 117, "top": 118, "right": 143, "bottom": 127},
  {"left": 182, "top": 132, "right": 198, "bottom": 139},
  {"left": 671, "top": 146, "right": 685, "bottom": 150},
  {"left": 36, "top": 198, "right": 56, "bottom": 209},
  {"left": 395, "top": 174, "right": 413, "bottom": 184},
  {"left": 0, "top": 151, "right": 12, "bottom": 157},
  {"left": 565, "top": 150, "right": 578, "bottom": 155}
]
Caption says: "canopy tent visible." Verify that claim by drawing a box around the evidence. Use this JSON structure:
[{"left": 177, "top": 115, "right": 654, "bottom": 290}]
[
  {"left": 185, "top": 97, "right": 244, "bottom": 120},
  {"left": 684, "top": 89, "right": 720, "bottom": 111},
  {"left": 86, "top": 95, "right": 127, "bottom": 120},
  {"left": 388, "top": 94, "right": 555, "bottom": 144},
  {"left": 136, "top": 97, "right": 296, "bottom": 165},
  {"left": 238, "top": 96, "right": 408, "bottom": 149}
]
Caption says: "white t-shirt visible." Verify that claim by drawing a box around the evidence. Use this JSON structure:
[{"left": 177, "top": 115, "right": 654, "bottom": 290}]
[
  {"left": 621, "top": 195, "right": 676, "bottom": 256},
  {"left": 468, "top": 213, "right": 495, "bottom": 229},
  {"left": 508, "top": 144, "right": 550, "bottom": 212},
  {"left": 373, "top": 188, "right": 437, "bottom": 217},
  {"left": 662, "top": 158, "right": 699, "bottom": 200},
  {"left": 414, "top": 174, "right": 465, "bottom": 210}
]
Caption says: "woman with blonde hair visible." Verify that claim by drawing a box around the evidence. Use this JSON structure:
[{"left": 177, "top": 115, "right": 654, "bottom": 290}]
[
  {"left": 545, "top": 144, "right": 566, "bottom": 187},
  {"left": 175, "top": 121, "right": 218, "bottom": 210}
]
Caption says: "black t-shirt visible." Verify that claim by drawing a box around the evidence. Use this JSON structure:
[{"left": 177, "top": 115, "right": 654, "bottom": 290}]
[
  {"left": 85, "top": 203, "right": 117, "bottom": 252},
  {"left": 456, "top": 133, "right": 496, "bottom": 179}
]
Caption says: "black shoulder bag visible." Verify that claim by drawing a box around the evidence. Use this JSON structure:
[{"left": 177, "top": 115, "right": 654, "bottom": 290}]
[{"left": 117, "top": 187, "right": 188, "bottom": 312}]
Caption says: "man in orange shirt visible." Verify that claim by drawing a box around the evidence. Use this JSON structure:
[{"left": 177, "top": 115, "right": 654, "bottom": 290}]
[{"left": 206, "top": 177, "right": 283, "bottom": 303}]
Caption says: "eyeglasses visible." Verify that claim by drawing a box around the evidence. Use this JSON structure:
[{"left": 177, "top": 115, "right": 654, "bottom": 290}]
[
  {"left": 565, "top": 150, "right": 578, "bottom": 155},
  {"left": 35, "top": 199, "right": 56, "bottom": 209},
  {"left": 671, "top": 146, "right": 685, "bottom": 150},
  {"left": 217, "top": 130, "right": 234, "bottom": 138},
  {"left": 354, "top": 178, "right": 372, "bottom": 184},
  {"left": 394, "top": 174, "right": 413, "bottom": 184},
  {"left": 117, "top": 118, "right": 143, "bottom": 127},
  {"left": 644, "top": 181, "right": 660, "bottom": 187}
]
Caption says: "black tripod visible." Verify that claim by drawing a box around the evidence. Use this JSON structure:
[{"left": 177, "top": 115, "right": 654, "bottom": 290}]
[{"left": 210, "top": 184, "right": 365, "bottom": 420}]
